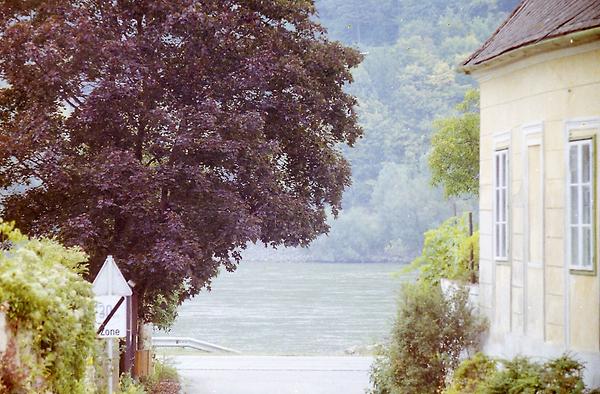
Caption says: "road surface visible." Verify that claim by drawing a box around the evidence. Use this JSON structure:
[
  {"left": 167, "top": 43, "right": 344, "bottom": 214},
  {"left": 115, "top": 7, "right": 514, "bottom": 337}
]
[{"left": 170, "top": 355, "right": 373, "bottom": 394}]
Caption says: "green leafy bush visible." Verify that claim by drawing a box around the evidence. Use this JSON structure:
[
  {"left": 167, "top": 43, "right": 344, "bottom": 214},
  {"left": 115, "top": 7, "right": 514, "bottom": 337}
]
[
  {"left": 140, "top": 357, "right": 180, "bottom": 391},
  {"left": 406, "top": 213, "right": 479, "bottom": 284},
  {"left": 540, "top": 355, "right": 586, "bottom": 393},
  {"left": 112, "top": 357, "right": 181, "bottom": 394},
  {"left": 446, "top": 353, "right": 588, "bottom": 394},
  {"left": 0, "top": 220, "right": 96, "bottom": 393},
  {"left": 444, "top": 352, "right": 496, "bottom": 394},
  {"left": 118, "top": 373, "right": 146, "bottom": 394},
  {"left": 485, "top": 356, "right": 543, "bottom": 393},
  {"left": 486, "top": 355, "right": 585, "bottom": 394},
  {"left": 369, "top": 282, "right": 486, "bottom": 394}
]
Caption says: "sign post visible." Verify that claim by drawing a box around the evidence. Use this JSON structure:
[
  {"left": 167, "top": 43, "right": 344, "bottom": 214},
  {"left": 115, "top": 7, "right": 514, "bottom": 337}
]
[{"left": 93, "top": 256, "right": 132, "bottom": 394}]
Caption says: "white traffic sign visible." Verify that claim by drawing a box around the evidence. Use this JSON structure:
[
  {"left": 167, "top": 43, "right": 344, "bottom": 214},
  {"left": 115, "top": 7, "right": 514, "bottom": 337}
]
[
  {"left": 95, "top": 295, "right": 126, "bottom": 338},
  {"left": 92, "top": 255, "right": 133, "bottom": 394},
  {"left": 92, "top": 255, "right": 133, "bottom": 297}
]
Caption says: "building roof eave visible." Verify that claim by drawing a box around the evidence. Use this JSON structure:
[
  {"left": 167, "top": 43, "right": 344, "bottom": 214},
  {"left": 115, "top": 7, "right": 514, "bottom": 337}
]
[{"left": 459, "top": 26, "right": 600, "bottom": 76}]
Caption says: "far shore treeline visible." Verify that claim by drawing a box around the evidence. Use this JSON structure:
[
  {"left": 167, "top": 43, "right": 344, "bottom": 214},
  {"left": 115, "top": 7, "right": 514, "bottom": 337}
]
[{"left": 255, "top": 0, "right": 519, "bottom": 263}]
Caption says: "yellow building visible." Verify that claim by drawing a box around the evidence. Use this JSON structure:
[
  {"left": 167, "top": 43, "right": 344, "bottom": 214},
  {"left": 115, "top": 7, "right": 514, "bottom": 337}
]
[{"left": 462, "top": 0, "right": 600, "bottom": 385}]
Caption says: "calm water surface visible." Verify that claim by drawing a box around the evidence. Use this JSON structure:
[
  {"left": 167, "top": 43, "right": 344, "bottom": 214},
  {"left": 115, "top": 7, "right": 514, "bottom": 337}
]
[{"left": 164, "top": 261, "right": 409, "bottom": 355}]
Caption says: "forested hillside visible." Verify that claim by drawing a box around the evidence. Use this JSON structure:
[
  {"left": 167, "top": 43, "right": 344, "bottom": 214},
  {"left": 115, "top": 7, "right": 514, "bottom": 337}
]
[{"left": 253, "top": 0, "right": 520, "bottom": 262}]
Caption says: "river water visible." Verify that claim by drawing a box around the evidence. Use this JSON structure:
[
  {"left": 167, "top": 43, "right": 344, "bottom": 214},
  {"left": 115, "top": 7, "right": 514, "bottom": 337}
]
[{"left": 163, "top": 261, "right": 409, "bottom": 355}]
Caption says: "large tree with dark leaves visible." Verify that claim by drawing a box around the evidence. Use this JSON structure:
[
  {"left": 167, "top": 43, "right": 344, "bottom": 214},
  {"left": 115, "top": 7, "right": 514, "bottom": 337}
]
[{"left": 0, "top": 0, "right": 362, "bottom": 321}]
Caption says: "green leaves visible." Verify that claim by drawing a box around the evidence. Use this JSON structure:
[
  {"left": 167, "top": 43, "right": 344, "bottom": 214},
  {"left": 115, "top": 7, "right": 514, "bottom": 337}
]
[
  {"left": 429, "top": 89, "right": 481, "bottom": 199},
  {"left": 369, "top": 282, "right": 486, "bottom": 394},
  {"left": 447, "top": 354, "right": 587, "bottom": 394},
  {"left": 406, "top": 213, "right": 479, "bottom": 284},
  {"left": 444, "top": 352, "right": 497, "bottom": 394},
  {"left": 480, "top": 355, "right": 585, "bottom": 394},
  {"left": 0, "top": 220, "right": 95, "bottom": 393}
]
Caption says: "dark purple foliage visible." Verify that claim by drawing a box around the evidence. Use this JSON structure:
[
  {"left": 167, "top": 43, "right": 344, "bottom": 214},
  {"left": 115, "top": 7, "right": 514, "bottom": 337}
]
[{"left": 0, "top": 1, "right": 362, "bottom": 320}]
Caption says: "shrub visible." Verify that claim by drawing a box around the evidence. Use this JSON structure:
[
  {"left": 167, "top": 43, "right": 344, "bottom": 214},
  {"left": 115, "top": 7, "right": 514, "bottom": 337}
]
[
  {"left": 369, "top": 347, "right": 394, "bottom": 394},
  {"left": 540, "top": 355, "right": 586, "bottom": 393},
  {"left": 484, "top": 356, "right": 542, "bottom": 393},
  {"left": 486, "top": 355, "right": 585, "bottom": 394},
  {"left": 369, "top": 282, "right": 487, "bottom": 394},
  {"left": 448, "top": 353, "right": 588, "bottom": 394},
  {"left": 444, "top": 352, "right": 496, "bottom": 394},
  {"left": 405, "top": 214, "right": 479, "bottom": 284},
  {"left": 137, "top": 357, "right": 181, "bottom": 394},
  {"left": 0, "top": 220, "right": 96, "bottom": 393},
  {"left": 118, "top": 373, "right": 146, "bottom": 394},
  {"left": 112, "top": 357, "right": 181, "bottom": 394}
]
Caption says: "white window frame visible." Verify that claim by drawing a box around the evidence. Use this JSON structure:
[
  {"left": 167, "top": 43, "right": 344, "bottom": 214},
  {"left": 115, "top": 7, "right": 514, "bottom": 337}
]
[
  {"left": 494, "top": 149, "right": 509, "bottom": 261},
  {"left": 567, "top": 138, "right": 594, "bottom": 270},
  {"left": 564, "top": 117, "right": 600, "bottom": 273}
]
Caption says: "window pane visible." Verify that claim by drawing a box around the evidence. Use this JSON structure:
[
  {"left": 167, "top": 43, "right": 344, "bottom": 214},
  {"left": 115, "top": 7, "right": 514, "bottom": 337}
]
[
  {"left": 495, "top": 154, "right": 500, "bottom": 188},
  {"left": 498, "top": 189, "right": 502, "bottom": 222},
  {"left": 501, "top": 188, "right": 506, "bottom": 222},
  {"left": 571, "top": 227, "right": 579, "bottom": 266},
  {"left": 582, "top": 185, "right": 591, "bottom": 224},
  {"left": 495, "top": 224, "right": 500, "bottom": 257},
  {"left": 570, "top": 186, "right": 579, "bottom": 224},
  {"left": 500, "top": 224, "right": 506, "bottom": 258},
  {"left": 582, "top": 143, "right": 591, "bottom": 183},
  {"left": 569, "top": 145, "right": 578, "bottom": 184},
  {"left": 583, "top": 227, "right": 592, "bottom": 267},
  {"left": 568, "top": 140, "right": 594, "bottom": 268},
  {"left": 496, "top": 189, "right": 500, "bottom": 221},
  {"left": 504, "top": 223, "right": 508, "bottom": 257},
  {"left": 501, "top": 153, "right": 507, "bottom": 188},
  {"left": 494, "top": 150, "right": 509, "bottom": 261}
]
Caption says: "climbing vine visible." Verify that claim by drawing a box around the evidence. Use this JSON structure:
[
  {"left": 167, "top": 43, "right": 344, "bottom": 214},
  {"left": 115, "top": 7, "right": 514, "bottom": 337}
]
[{"left": 0, "top": 220, "right": 96, "bottom": 393}]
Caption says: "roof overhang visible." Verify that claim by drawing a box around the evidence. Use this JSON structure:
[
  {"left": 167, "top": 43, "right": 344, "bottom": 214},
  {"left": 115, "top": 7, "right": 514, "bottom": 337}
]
[{"left": 460, "top": 27, "right": 600, "bottom": 76}]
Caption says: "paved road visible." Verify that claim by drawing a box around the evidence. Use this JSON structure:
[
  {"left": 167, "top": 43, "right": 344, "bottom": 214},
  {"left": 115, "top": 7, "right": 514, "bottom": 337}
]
[{"left": 170, "top": 355, "right": 373, "bottom": 394}]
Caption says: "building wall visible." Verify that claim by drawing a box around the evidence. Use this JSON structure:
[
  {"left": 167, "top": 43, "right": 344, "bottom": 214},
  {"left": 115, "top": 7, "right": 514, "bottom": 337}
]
[{"left": 476, "top": 40, "right": 600, "bottom": 386}]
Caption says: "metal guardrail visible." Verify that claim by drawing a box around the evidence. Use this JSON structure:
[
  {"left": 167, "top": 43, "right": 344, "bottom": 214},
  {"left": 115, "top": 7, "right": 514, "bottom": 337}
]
[{"left": 152, "top": 337, "right": 241, "bottom": 354}]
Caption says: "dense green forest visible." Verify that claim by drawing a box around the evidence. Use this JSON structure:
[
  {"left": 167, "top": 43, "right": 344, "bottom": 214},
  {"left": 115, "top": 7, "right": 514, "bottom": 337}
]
[{"left": 249, "top": 0, "right": 520, "bottom": 262}]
